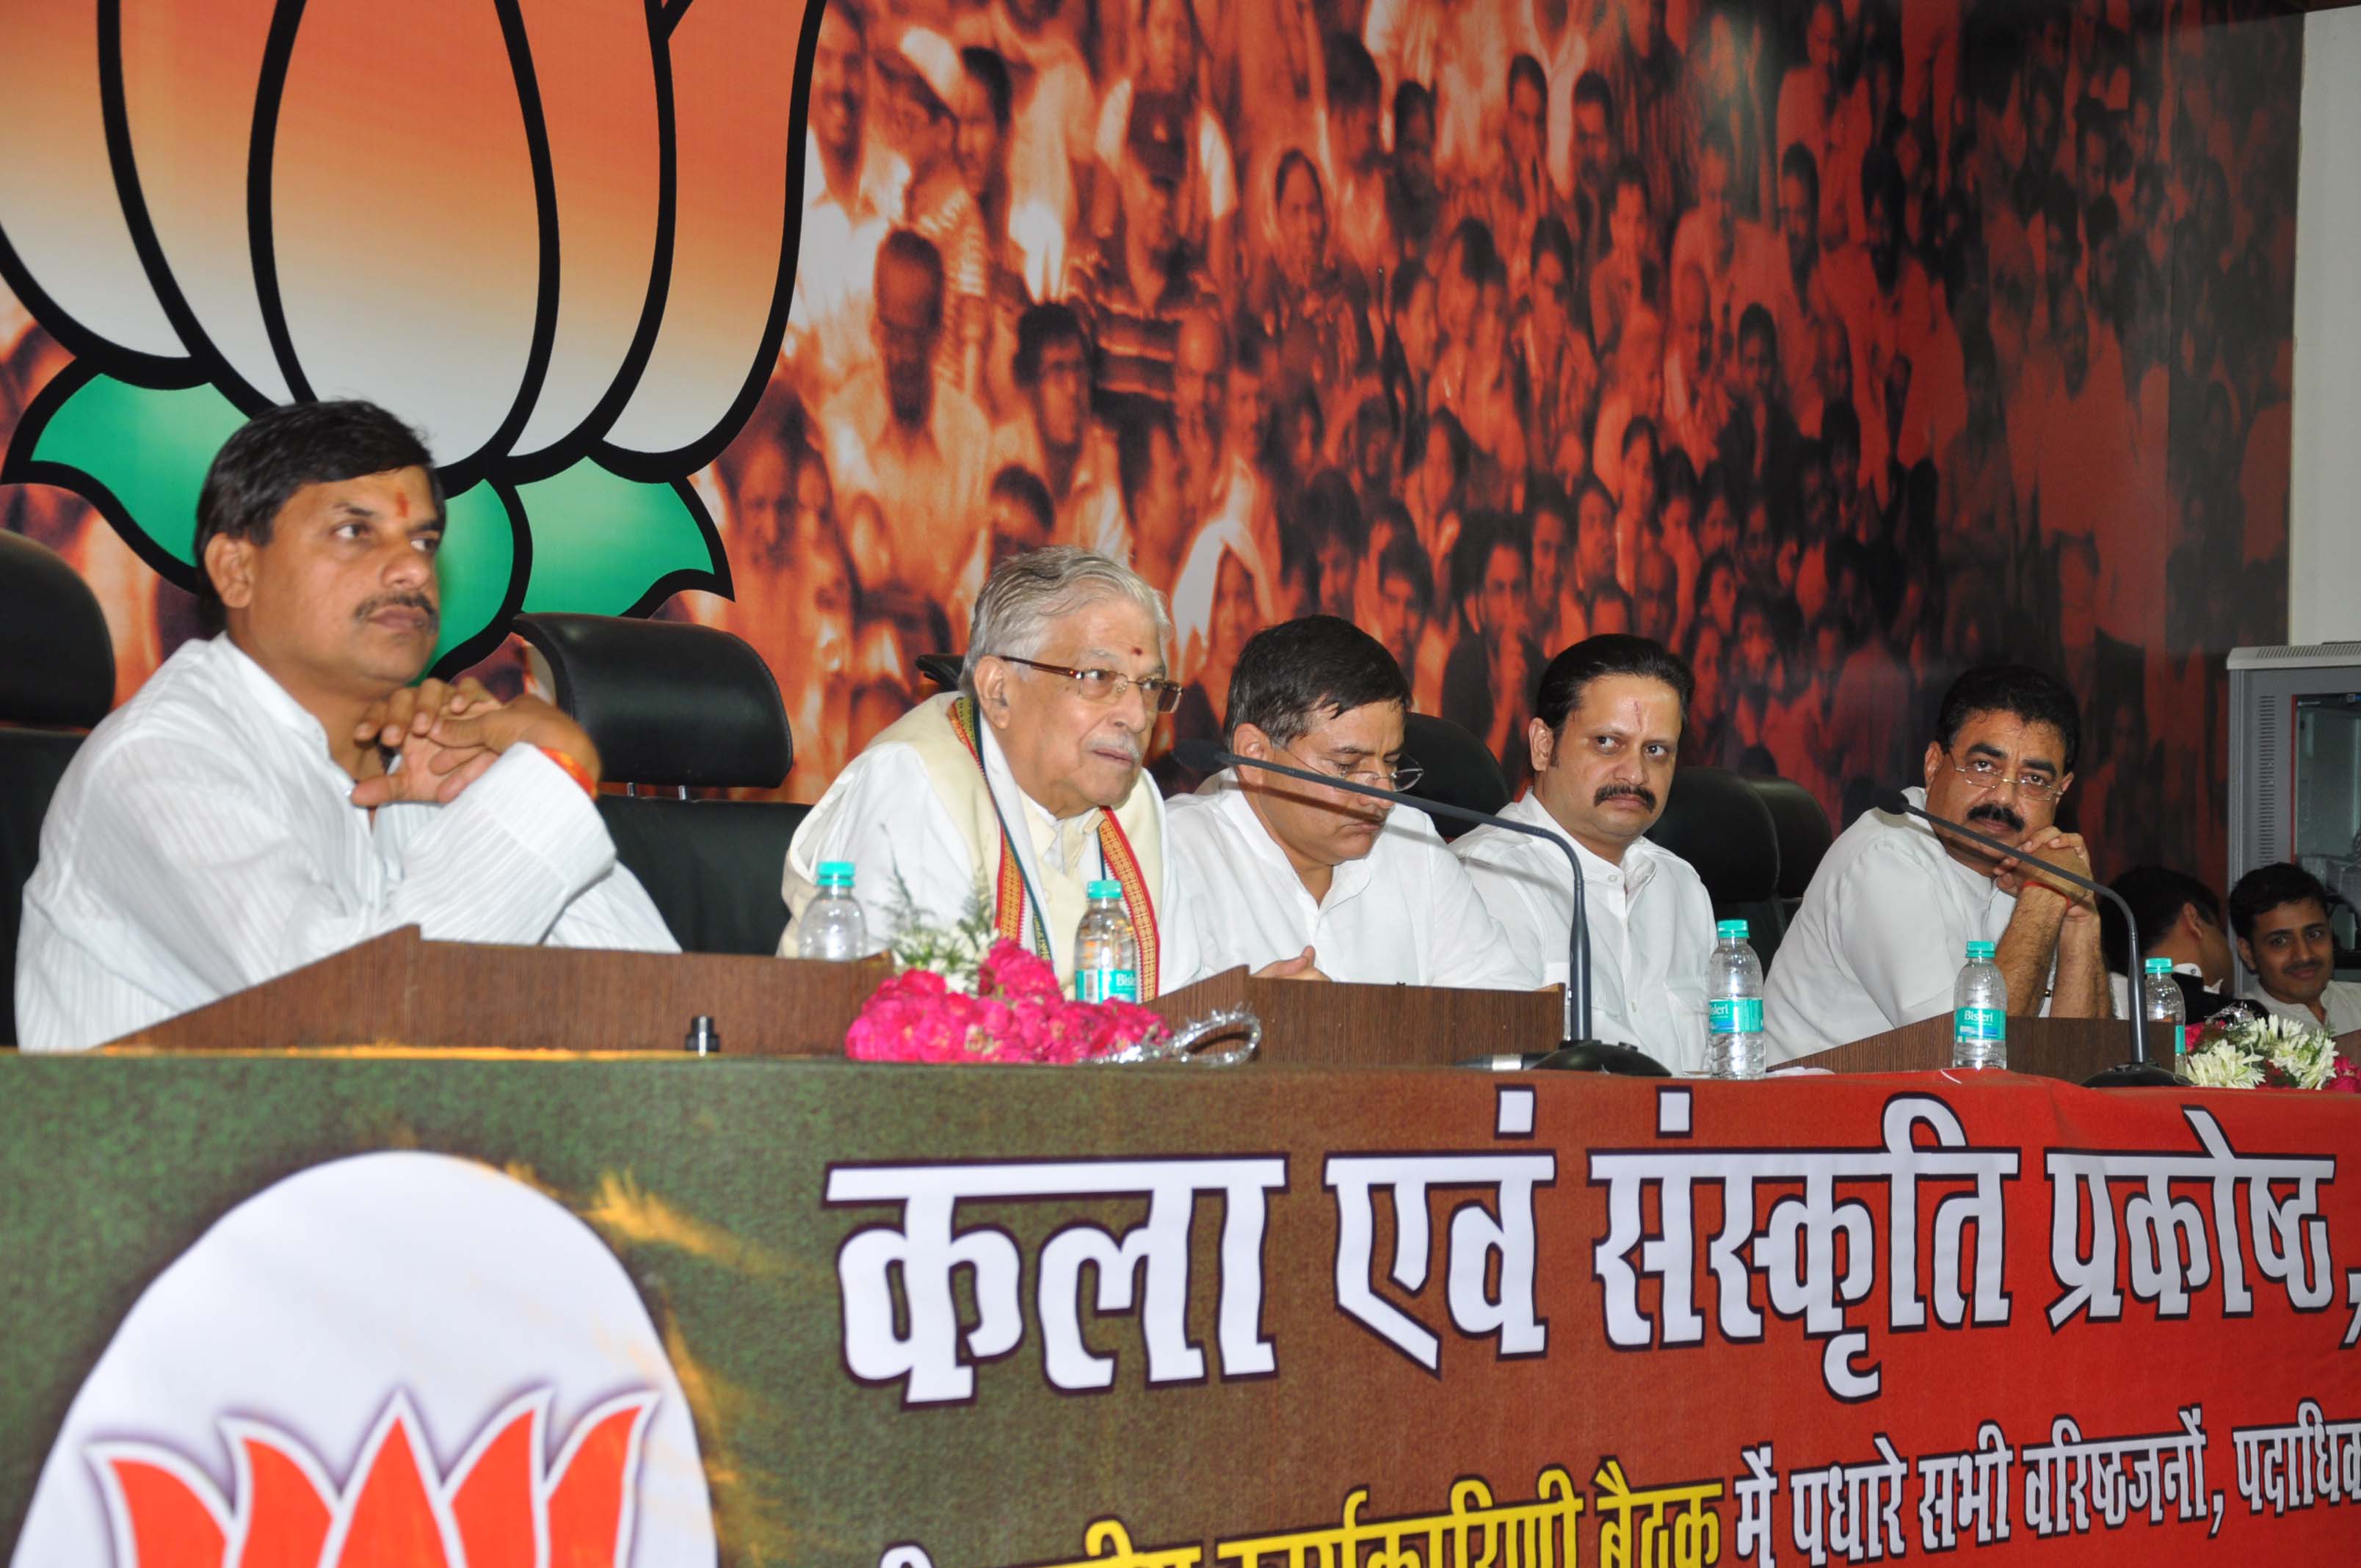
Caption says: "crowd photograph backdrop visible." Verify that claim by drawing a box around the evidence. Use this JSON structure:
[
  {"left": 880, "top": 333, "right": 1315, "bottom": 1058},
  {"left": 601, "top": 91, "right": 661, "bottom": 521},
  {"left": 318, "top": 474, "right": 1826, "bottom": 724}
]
[{"left": 0, "top": 0, "right": 2301, "bottom": 883}]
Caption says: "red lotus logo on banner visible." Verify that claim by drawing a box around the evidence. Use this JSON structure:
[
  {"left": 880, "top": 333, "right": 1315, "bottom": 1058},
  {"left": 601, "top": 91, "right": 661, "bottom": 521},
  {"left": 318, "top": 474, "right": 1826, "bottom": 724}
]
[{"left": 90, "top": 1388, "right": 655, "bottom": 1568}]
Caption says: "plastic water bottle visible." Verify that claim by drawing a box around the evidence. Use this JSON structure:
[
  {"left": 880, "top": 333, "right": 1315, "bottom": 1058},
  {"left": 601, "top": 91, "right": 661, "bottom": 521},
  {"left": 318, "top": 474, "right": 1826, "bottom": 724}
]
[
  {"left": 1952, "top": 940, "right": 2008, "bottom": 1070},
  {"left": 1074, "top": 880, "right": 1140, "bottom": 1002},
  {"left": 797, "top": 860, "right": 869, "bottom": 960},
  {"left": 2141, "top": 957, "right": 2186, "bottom": 1070},
  {"left": 1706, "top": 918, "right": 1767, "bottom": 1079}
]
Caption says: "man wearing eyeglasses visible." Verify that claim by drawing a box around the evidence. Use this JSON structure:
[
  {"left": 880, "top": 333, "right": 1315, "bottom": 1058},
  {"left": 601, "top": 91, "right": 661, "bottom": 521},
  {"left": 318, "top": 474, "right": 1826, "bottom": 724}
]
[
  {"left": 1164, "top": 617, "right": 1531, "bottom": 988},
  {"left": 780, "top": 548, "right": 1200, "bottom": 995},
  {"left": 1763, "top": 662, "right": 2111, "bottom": 1062}
]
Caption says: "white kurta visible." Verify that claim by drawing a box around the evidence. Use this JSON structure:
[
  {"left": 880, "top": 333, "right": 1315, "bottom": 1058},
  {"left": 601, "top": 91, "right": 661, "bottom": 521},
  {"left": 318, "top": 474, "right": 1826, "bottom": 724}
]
[
  {"left": 1762, "top": 786, "right": 2027, "bottom": 1063},
  {"left": 1454, "top": 794, "right": 1717, "bottom": 1072},
  {"left": 1167, "top": 772, "right": 1534, "bottom": 990},
  {"left": 2243, "top": 979, "right": 2361, "bottom": 1036},
  {"left": 15, "top": 636, "right": 675, "bottom": 1054},
  {"left": 780, "top": 694, "right": 1194, "bottom": 989}
]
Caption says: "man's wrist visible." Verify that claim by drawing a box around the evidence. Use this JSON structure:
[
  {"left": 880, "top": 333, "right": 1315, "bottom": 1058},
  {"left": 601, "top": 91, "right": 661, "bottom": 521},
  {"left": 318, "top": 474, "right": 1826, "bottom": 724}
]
[{"left": 537, "top": 745, "right": 598, "bottom": 798}]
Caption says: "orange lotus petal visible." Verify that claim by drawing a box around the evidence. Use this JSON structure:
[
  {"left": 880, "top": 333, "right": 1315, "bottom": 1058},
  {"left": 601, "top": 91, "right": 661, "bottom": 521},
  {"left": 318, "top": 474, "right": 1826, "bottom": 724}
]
[
  {"left": 0, "top": 4, "right": 185, "bottom": 360},
  {"left": 603, "top": 0, "right": 806, "bottom": 458},
  {"left": 91, "top": 1447, "right": 229, "bottom": 1568},
  {"left": 507, "top": 0, "right": 664, "bottom": 460},
  {"left": 330, "top": 1406, "right": 458, "bottom": 1568},
  {"left": 115, "top": 0, "right": 293, "bottom": 403},
  {"left": 449, "top": 1395, "right": 545, "bottom": 1568},
  {"left": 267, "top": 0, "right": 543, "bottom": 468},
  {"left": 228, "top": 1426, "right": 335, "bottom": 1568},
  {"left": 545, "top": 1392, "right": 656, "bottom": 1568}
]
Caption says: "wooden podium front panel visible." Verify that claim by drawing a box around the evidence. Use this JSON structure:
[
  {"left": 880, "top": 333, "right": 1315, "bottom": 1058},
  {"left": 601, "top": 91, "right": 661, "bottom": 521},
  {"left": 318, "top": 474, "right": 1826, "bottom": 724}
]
[
  {"left": 109, "top": 927, "right": 893, "bottom": 1057},
  {"left": 1794, "top": 1014, "right": 2140, "bottom": 1082},
  {"left": 1149, "top": 968, "right": 1559, "bottom": 1066}
]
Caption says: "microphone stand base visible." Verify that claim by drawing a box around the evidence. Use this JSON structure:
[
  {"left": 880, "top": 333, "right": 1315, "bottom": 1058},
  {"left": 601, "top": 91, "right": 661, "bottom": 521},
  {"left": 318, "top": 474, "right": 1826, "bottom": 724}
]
[
  {"left": 2082, "top": 1060, "right": 2181, "bottom": 1089},
  {"left": 1531, "top": 1039, "right": 1672, "bottom": 1076}
]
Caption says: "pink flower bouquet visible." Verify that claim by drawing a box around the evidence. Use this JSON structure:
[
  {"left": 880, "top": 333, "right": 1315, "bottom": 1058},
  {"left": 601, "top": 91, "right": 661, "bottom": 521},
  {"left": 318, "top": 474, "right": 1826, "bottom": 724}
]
[{"left": 846, "top": 940, "right": 1169, "bottom": 1064}]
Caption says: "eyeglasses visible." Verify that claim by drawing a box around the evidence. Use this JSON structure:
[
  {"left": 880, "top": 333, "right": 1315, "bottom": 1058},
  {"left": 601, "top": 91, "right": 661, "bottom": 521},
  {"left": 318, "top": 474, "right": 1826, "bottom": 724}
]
[
  {"left": 1944, "top": 749, "right": 2066, "bottom": 804},
  {"left": 998, "top": 656, "right": 1183, "bottom": 714},
  {"left": 1278, "top": 743, "right": 1425, "bottom": 794}
]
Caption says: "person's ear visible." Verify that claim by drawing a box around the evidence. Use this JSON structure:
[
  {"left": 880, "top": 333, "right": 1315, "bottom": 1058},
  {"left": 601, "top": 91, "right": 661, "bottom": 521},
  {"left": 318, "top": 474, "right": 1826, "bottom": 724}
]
[
  {"left": 1528, "top": 716, "right": 1554, "bottom": 775},
  {"left": 1922, "top": 740, "right": 1943, "bottom": 788},
  {"left": 1233, "top": 724, "right": 1272, "bottom": 761},
  {"left": 2236, "top": 936, "right": 2255, "bottom": 973},
  {"left": 971, "top": 658, "right": 1014, "bottom": 727},
  {"left": 205, "top": 534, "right": 258, "bottom": 612}
]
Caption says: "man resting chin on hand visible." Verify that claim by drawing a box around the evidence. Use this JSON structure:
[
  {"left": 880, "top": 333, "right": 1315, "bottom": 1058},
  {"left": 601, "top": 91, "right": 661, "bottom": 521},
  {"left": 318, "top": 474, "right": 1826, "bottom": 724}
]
[{"left": 15, "top": 400, "right": 675, "bottom": 1055}]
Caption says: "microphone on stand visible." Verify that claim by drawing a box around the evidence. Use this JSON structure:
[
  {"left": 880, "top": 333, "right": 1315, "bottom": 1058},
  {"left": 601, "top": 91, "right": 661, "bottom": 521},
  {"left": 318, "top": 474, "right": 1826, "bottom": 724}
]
[
  {"left": 1172, "top": 737, "right": 1667, "bottom": 1072},
  {"left": 1871, "top": 789, "right": 2177, "bottom": 1087}
]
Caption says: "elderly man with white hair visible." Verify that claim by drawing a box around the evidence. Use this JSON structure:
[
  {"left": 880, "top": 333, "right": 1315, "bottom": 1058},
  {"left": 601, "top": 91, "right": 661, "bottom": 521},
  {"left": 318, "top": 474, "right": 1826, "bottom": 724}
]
[{"left": 780, "top": 547, "right": 1201, "bottom": 994}]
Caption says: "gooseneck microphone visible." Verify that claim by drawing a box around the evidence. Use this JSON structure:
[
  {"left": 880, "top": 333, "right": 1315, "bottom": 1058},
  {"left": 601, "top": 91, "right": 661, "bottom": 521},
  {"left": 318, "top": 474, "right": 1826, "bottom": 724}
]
[
  {"left": 1871, "top": 788, "right": 2177, "bottom": 1087},
  {"left": 1173, "top": 738, "right": 1662, "bottom": 1072}
]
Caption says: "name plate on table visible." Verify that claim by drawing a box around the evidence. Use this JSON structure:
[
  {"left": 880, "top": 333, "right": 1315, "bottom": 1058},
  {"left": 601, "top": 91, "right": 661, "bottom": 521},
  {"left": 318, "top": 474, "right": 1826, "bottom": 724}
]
[{"left": 103, "top": 925, "right": 893, "bottom": 1056}]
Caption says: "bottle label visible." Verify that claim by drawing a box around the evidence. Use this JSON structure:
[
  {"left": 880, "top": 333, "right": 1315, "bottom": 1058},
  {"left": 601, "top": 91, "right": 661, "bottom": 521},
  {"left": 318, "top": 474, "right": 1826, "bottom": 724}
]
[
  {"left": 1954, "top": 1006, "right": 2006, "bottom": 1044},
  {"left": 1708, "top": 998, "right": 1763, "bottom": 1036},
  {"left": 1079, "top": 968, "right": 1139, "bottom": 1004}
]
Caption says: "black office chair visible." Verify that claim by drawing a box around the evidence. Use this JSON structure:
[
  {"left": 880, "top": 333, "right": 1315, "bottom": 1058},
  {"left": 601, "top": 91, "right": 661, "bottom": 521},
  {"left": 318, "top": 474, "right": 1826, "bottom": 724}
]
[
  {"left": 1746, "top": 772, "right": 1834, "bottom": 943},
  {"left": 1402, "top": 711, "right": 1509, "bottom": 840},
  {"left": 1647, "top": 764, "right": 1785, "bottom": 961},
  {"left": 512, "top": 614, "right": 806, "bottom": 956},
  {"left": 1, "top": 531, "right": 117, "bottom": 1045}
]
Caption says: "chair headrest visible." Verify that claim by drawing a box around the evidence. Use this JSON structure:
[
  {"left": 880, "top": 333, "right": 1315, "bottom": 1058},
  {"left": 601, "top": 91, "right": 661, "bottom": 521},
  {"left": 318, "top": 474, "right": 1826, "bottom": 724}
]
[
  {"left": 0, "top": 530, "right": 114, "bottom": 728},
  {"left": 512, "top": 613, "right": 791, "bottom": 788},
  {"left": 1403, "top": 711, "right": 1511, "bottom": 824},
  {"left": 1649, "top": 766, "right": 1780, "bottom": 904},
  {"left": 1745, "top": 773, "right": 1835, "bottom": 899}
]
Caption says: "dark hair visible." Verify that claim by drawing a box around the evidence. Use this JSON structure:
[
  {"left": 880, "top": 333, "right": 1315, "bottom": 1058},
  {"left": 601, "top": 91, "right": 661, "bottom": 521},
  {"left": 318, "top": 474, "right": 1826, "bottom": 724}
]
[
  {"left": 1860, "top": 145, "right": 1904, "bottom": 222},
  {"left": 2102, "top": 865, "right": 2225, "bottom": 973},
  {"left": 1374, "top": 525, "right": 1432, "bottom": 617},
  {"left": 1821, "top": 400, "right": 1861, "bottom": 460},
  {"left": 1530, "top": 216, "right": 1576, "bottom": 295},
  {"left": 1274, "top": 148, "right": 1324, "bottom": 210},
  {"left": 1933, "top": 663, "right": 2082, "bottom": 773},
  {"left": 1393, "top": 79, "right": 1435, "bottom": 138},
  {"left": 1700, "top": 121, "right": 1736, "bottom": 171},
  {"left": 1448, "top": 217, "right": 1499, "bottom": 281},
  {"left": 1534, "top": 634, "right": 1694, "bottom": 731},
  {"left": 962, "top": 46, "right": 1012, "bottom": 128},
  {"left": 988, "top": 463, "right": 1056, "bottom": 534},
  {"left": 2228, "top": 863, "right": 2333, "bottom": 944},
  {"left": 195, "top": 400, "right": 441, "bottom": 611},
  {"left": 1223, "top": 614, "right": 1409, "bottom": 744},
  {"left": 1736, "top": 302, "right": 1777, "bottom": 358},
  {"left": 1508, "top": 52, "right": 1547, "bottom": 104},
  {"left": 1116, "top": 399, "right": 1176, "bottom": 512},
  {"left": 878, "top": 226, "right": 946, "bottom": 311},
  {"left": 1014, "top": 301, "right": 1087, "bottom": 385},
  {"left": 1327, "top": 34, "right": 1381, "bottom": 112},
  {"left": 1611, "top": 157, "right": 1650, "bottom": 208},
  {"left": 1621, "top": 413, "right": 1658, "bottom": 461},
  {"left": 1573, "top": 69, "right": 1613, "bottom": 118},
  {"left": 1526, "top": 476, "right": 1575, "bottom": 531},
  {"left": 1780, "top": 140, "right": 1821, "bottom": 211},
  {"left": 1426, "top": 408, "right": 1470, "bottom": 486}
]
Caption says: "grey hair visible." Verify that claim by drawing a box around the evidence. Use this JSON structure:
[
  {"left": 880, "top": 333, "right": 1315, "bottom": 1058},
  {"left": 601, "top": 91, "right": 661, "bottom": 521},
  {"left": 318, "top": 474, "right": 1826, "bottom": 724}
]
[{"left": 961, "top": 546, "right": 1173, "bottom": 697}]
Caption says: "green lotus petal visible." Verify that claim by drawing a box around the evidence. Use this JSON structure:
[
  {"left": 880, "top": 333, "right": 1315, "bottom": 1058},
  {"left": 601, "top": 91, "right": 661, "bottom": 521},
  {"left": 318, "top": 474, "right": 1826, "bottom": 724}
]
[
  {"left": 427, "top": 481, "right": 520, "bottom": 676},
  {"left": 515, "top": 462, "right": 722, "bottom": 615},
  {"left": 26, "top": 373, "right": 248, "bottom": 567}
]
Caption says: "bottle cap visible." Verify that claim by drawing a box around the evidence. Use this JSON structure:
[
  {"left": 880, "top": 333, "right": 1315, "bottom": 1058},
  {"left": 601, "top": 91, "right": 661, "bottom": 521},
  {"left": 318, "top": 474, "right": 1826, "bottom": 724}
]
[
  {"left": 1716, "top": 919, "right": 1749, "bottom": 940},
  {"left": 817, "top": 860, "right": 855, "bottom": 886},
  {"left": 2144, "top": 957, "right": 2174, "bottom": 974},
  {"left": 1086, "top": 879, "right": 1122, "bottom": 899},
  {"left": 1965, "top": 940, "right": 1996, "bottom": 960}
]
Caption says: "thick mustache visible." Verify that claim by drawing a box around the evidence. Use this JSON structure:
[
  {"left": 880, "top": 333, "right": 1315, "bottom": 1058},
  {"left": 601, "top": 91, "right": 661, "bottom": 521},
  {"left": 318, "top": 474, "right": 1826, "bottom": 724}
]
[
  {"left": 355, "top": 592, "right": 438, "bottom": 629},
  {"left": 1968, "top": 803, "right": 2025, "bottom": 834},
  {"left": 1595, "top": 784, "right": 1656, "bottom": 810}
]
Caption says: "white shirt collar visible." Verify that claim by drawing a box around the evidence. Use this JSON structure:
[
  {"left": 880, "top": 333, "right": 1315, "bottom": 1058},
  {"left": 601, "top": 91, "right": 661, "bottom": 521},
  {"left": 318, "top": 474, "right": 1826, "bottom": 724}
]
[
  {"left": 1202, "top": 769, "right": 1377, "bottom": 905},
  {"left": 1502, "top": 791, "right": 1660, "bottom": 893}
]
